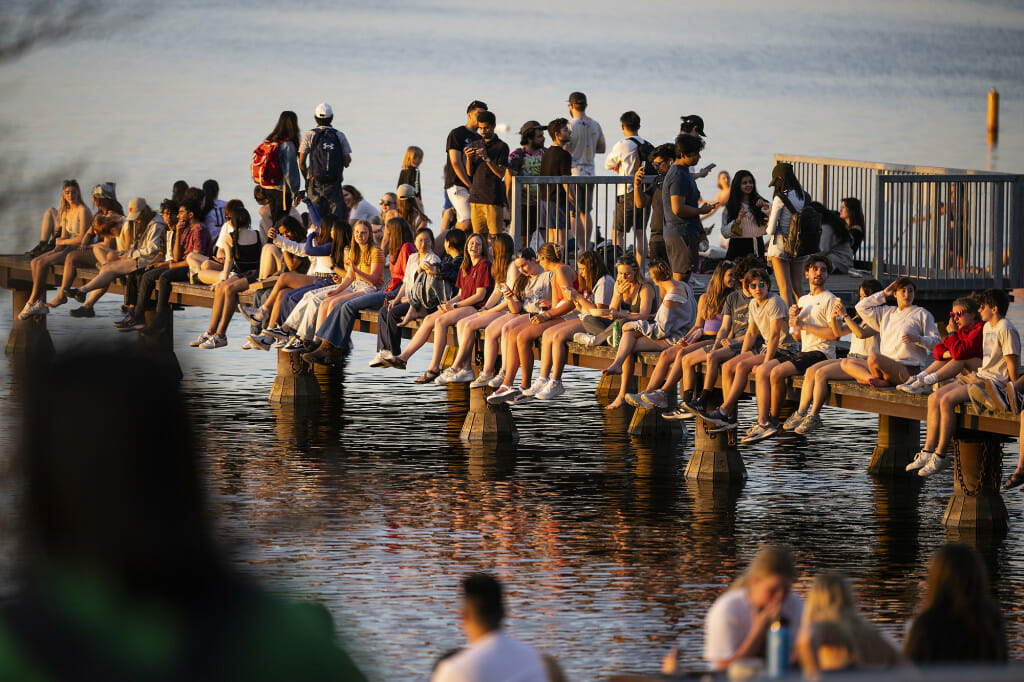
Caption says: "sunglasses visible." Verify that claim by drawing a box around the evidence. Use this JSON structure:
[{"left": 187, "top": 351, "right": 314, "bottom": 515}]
[
  {"left": 754, "top": 281, "right": 768, "bottom": 289},
  {"left": 950, "top": 311, "right": 964, "bottom": 319}
]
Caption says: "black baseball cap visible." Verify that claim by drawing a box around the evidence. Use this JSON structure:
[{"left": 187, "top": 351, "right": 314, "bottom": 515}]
[{"left": 680, "top": 114, "right": 706, "bottom": 137}]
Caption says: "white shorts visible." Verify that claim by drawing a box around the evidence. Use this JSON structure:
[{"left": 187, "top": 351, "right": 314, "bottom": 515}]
[{"left": 446, "top": 185, "right": 471, "bottom": 222}]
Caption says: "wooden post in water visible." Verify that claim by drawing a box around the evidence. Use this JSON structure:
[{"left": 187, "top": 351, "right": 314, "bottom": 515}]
[
  {"left": 460, "top": 388, "right": 518, "bottom": 443},
  {"left": 5, "top": 288, "right": 54, "bottom": 360},
  {"left": 596, "top": 373, "right": 635, "bottom": 402},
  {"left": 628, "top": 378, "right": 684, "bottom": 440},
  {"left": 685, "top": 417, "right": 746, "bottom": 482},
  {"left": 942, "top": 432, "right": 1007, "bottom": 531},
  {"left": 269, "top": 349, "right": 322, "bottom": 403},
  {"left": 138, "top": 308, "right": 181, "bottom": 380},
  {"left": 868, "top": 415, "right": 921, "bottom": 475}
]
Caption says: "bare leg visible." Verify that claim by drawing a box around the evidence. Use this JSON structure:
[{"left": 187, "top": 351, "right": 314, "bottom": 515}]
[
  {"left": 547, "top": 320, "right": 582, "bottom": 382},
  {"left": 768, "top": 362, "right": 798, "bottom": 420},
  {"left": 934, "top": 385, "right": 972, "bottom": 454},
  {"left": 397, "top": 310, "right": 444, "bottom": 362},
  {"left": 754, "top": 359, "right": 782, "bottom": 424},
  {"left": 769, "top": 257, "right": 794, "bottom": 307},
  {"left": 39, "top": 208, "right": 58, "bottom": 242},
  {"left": 720, "top": 355, "right": 765, "bottom": 416}
]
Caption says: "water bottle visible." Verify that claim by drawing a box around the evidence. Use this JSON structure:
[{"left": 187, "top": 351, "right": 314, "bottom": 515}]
[
  {"left": 611, "top": 320, "right": 622, "bottom": 348},
  {"left": 766, "top": 616, "right": 790, "bottom": 678}
]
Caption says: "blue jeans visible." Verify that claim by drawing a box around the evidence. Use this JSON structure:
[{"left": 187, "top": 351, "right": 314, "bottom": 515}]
[{"left": 315, "top": 290, "right": 391, "bottom": 350}]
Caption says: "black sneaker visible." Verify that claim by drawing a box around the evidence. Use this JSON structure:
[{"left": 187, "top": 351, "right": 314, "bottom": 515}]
[
  {"left": 25, "top": 240, "right": 49, "bottom": 258},
  {"left": 681, "top": 397, "right": 707, "bottom": 418},
  {"left": 69, "top": 306, "right": 95, "bottom": 318},
  {"left": 66, "top": 287, "right": 86, "bottom": 303}
]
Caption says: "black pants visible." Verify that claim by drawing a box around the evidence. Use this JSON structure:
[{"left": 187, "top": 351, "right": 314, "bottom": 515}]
[
  {"left": 377, "top": 301, "right": 411, "bottom": 355},
  {"left": 136, "top": 266, "right": 189, "bottom": 330},
  {"left": 614, "top": 192, "right": 648, "bottom": 234}
]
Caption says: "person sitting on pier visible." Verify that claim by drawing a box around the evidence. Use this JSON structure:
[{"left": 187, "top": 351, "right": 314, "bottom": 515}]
[
  {"left": 417, "top": 233, "right": 511, "bottom": 381},
  {"left": 189, "top": 206, "right": 263, "bottom": 349},
  {"left": 624, "top": 259, "right": 736, "bottom": 410},
  {"left": 669, "top": 254, "right": 761, "bottom": 420},
  {"left": 246, "top": 212, "right": 346, "bottom": 349},
  {"left": 896, "top": 296, "right": 983, "bottom": 395},
  {"left": 46, "top": 183, "right": 123, "bottom": 314},
  {"left": 20, "top": 180, "right": 93, "bottom": 319},
  {"left": 903, "top": 543, "right": 1007, "bottom": 664},
  {"left": 841, "top": 277, "right": 939, "bottom": 389},
  {"left": 528, "top": 249, "right": 616, "bottom": 400},
  {"left": 184, "top": 199, "right": 245, "bottom": 285},
  {"left": 437, "top": 247, "right": 550, "bottom": 386},
  {"left": 701, "top": 545, "right": 803, "bottom": 672},
  {"left": 814, "top": 203, "right": 855, "bottom": 275},
  {"left": 486, "top": 243, "right": 576, "bottom": 404},
  {"left": 297, "top": 218, "right": 410, "bottom": 362},
  {"left": 572, "top": 255, "right": 655, "bottom": 347},
  {"left": 779, "top": 279, "right": 883, "bottom": 435},
  {"left": 741, "top": 254, "right": 841, "bottom": 444},
  {"left": 373, "top": 227, "right": 466, "bottom": 367},
  {"left": 137, "top": 199, "right": 213, "bottom": 335},
  {"left": 599, "top": 260, "right": 696, "bottom": 410},
  {"left": 909, "top": 288, "right": 1019, "bottom": 478},
  {"left": 840, "top": 197, "right": 865, "bottom": 255},
  {"left": 382, "top": 233, "right": 493, "bottom": 383},
  {"left": 64, "top": 197, "right": 167, "bottom": 319},
  {"left": 430, "top": 573, "right": 546, "bottom": 682}
]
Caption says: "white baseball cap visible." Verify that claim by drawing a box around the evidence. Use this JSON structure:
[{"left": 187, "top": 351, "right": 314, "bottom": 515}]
[{"left": 315, "top": 102, "right": 333, "bottom": 118}]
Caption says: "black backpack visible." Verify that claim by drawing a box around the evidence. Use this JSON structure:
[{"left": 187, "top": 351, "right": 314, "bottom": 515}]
[
  {"left": 629, "top": 136, "right": 656, "bottom": 175},
  {"left": 778, "top": 191, "right": 821, "bottom": 258},
  {"left": 308, "top": 127, "right": 345, "bottom": 184}
]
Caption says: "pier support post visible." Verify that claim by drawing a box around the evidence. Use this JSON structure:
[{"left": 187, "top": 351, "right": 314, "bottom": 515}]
[
  {"left": 138, "top": 309, "right": 181, "bottom": 379},
  {"left": 685, "top": 418, "right": 746, "bottom": 482},
  {"left": 595, "top": 373, "right": 635, "bottom": 402},
  {"left": 868, "top": 415, "right": 920, "bottom": 476},
  {"left": 628, "top": 380, "right": 684, "bottom": 440},
  {"left": 460, "top": 388, "right": 518, "bottom": 444},
  {"left": 942, "top": 432, "right": 1007, "bottom": 531},
  {"left": 6, "top": 288, "right": 54, "bottom": 360},
  {"left": 269, "top": 349, "right": 322, "bottom": 404},
  {"left": 440, "top": 345, "right": 458, "bottom": 372}
]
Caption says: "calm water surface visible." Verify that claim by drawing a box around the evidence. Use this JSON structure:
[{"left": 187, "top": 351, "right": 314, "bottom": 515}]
[{"left": 2, "top": 0, "right": 1024, "bottom": 679}]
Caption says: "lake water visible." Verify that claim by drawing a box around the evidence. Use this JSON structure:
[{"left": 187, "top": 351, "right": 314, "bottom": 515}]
[{"left": 1, "top": 0, "right": 1024, "bottom": 679}]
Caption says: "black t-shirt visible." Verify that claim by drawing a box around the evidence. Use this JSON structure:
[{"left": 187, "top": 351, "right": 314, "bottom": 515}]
[
  {"left": 444, "top": 126, "right": 482, "bottom": 189},
  {"left": 396, "top": 168, "right": 421, "bottom": 199},
  {"left": 540, "top": 146, "right": 572, "bottom": 203},
  {"left": 468, "top": 137, "right": 510, "bottom": 206},
  {"left": 644, "top": 174, "right": 666, "bottom": 236}
]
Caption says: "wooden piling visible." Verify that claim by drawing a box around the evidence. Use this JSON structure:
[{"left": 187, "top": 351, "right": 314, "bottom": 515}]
[
  {"left": 627, "top": 380, "right": 684, "bottom": 440},
  {"left": 868, "top": 415, "right": 921, "bottom": 476},
  {"left": 269, "top": 348, "right": 322, "bottom": 403},
  {"left": 942, "top": 433, "right": 1007, "bottom": 531},
  {"left": 6, "top": 288, "right": 54, "bottom": 360},
  {"left": 685, "top": 417, "right": 746, "bottom": 482},
  {"left": 460, "top": 388, "right": 518, "bottom": 444}
]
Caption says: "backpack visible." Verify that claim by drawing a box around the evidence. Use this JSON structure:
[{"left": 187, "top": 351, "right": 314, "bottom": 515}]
[
  {"left": 778, "top": 191, "right": 821, "bottom": 258},
  {"left": 629, "top": 136, "right": 656, "bottom": 175},
  {"left": 308, "top": 127, "right": 345, "bottom": 184},
  {"left": 250, "top": 140, "right": 282, "bottom": 187}
]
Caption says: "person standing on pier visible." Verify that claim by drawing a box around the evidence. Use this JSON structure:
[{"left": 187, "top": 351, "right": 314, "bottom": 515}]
[
  {"left": 298, "top": 102, "right": 351, "bottom": 222},
  {"left": 743, "top": 254, "right": 840, "bottom": 444},
  {"left": 431, "top": 573, "right": 546, "bottom": 682},
  {"left": 663, "top": 134, "right": 719, "bottom": 283},
  {"left": 565, "top": 91, "right": 605, "bottom": 250},
  {"left": 466, "top": 110, "right": 509, "bottom": 238},
  {"left": 910, "top": 288, "right": 1019, "bottom": 478},
  {"left": 605, "top": 110, "right": 650, "bottom": 248},
  {"left": 444, "top": 100, "right": 488, "bottom": 233},
  {"left": 505, "top": 120, "right": 546, "bottom": 245}
]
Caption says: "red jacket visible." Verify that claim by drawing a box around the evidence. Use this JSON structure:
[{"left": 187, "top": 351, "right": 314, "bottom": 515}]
[{"left": 933, "top": 321, "right": 983, "bottom": 360}]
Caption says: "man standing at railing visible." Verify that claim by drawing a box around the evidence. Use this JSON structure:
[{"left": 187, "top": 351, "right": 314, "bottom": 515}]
[
  {"left": 540, "top": 118, "right": 576, "bottom": 245},
  {"left": 565, "top": 92, "right": 605, "bottom": 253},
  {"left": 466, "top": 110, "right": 510, "bottom": 239},
  {"left": 605, "top": 110, "right": 650, "bottom": 250},
  {"left": 506, "top": 120, "right": 546, "bottom": 246},
  {"left": 444, "top": 100, "right": 489, "bottom": 233},
  {"left": 663, "top": 134, "right": 718, "bottom": 281}
]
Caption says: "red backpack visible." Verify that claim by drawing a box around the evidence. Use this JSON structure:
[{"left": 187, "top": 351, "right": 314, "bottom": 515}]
[{"left": 251, "top": 140, "right": 282, "bottom": 187}]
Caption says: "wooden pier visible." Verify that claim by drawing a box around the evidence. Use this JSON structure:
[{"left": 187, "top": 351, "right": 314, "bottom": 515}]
[{"left": 1, "top": 253, "right": 1020, "bottom": 532}]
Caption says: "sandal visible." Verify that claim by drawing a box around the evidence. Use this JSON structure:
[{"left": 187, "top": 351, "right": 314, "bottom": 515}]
[
  {"left": 414, "top": 369, "right": 440, "bottom": 384},
  {"left": 1002, "top": 471, "right": 1024, "bottom": 491},
  {"left": 383, "top": 357, "right": 407, "bottom": 370}
]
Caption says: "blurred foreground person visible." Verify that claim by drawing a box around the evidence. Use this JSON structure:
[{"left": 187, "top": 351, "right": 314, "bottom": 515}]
[
  {"left": 1, "top": 345, "right": 366, "bottom": 680},
  {"left": 431, "top": 573, "right": 546, "bottom": 682}
]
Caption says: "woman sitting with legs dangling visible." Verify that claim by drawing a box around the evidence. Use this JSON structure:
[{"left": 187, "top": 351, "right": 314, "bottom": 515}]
[
  {"left": 600, "top": 259, "right": 696, "bottom": 410},
  {"left": 382, "top": 232, "right": 493, "bottom": 383}
]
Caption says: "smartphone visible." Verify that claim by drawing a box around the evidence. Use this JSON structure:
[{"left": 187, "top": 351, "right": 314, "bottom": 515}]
[{"left": 702, "top": 163, "right": 717, "bottom": 173}]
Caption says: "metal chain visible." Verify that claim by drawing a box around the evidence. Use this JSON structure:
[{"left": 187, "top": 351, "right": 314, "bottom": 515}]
[{"left": 954, "top": 438, "right": 996, "bottom": 498}]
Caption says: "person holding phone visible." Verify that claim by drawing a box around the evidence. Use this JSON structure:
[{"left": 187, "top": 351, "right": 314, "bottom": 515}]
[{"left": 663, "top": 134, "right": 718, "bottom": 282}]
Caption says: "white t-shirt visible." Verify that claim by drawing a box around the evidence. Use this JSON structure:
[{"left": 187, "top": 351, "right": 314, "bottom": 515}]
[
  {"left": 591, "top": 274, "right": 615, "bottom": 307},
  {"left": 976, "top": 317, "right": 1021, "bottom": 384},
  {"left": 566, "top": 114, "right": 605, "bottom": 174},
  {"left": 855, "top": 291, "right": 940, "bottom": 368},
  {"left": 350, "top": 198, "right": 379, "bottom": 223},
  {"left": 604, "top": 136, "right": 646, "bottom": 196},
  {"left": 795, "top": 290, "right": 839, "bottom": 357},
  {"left": 704, "top": 587, "right": 804, "bottom": 667},
  {"left": 431, "top": 630, "right": 547, "bottom": 682},
  {"left": 202, "top": 198, "right": 227, "bottom": 243},
  {"left": 748, "top": 294, "right": 796, "bottom": 349}
]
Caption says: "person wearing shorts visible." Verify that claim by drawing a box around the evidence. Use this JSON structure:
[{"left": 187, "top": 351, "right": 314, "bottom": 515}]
[
  {"left": 466, "top": 112, "right": 509, "bottom": 236},
  {"left": 741, "top": 255, "right": 840, "bottom": 444},
  {"left": 444, "top": 100, "right": 488, "bottom": 231},
  {"left": 663, "top": 134, "right": 716, "bottom": 281}
]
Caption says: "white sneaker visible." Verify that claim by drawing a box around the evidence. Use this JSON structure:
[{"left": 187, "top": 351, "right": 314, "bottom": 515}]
[
  {"left": 906, "top": 450, "right": 934, "bottom": 472},
  {"left": 449, "top": 368, "right": 476, "bottom": 383},
  {"left": 369, "top": 350, "right": 394, "bottom": 368},
  {"left": 19, "top": 300, "right": 48, "bottom": 320},
  {"left": 435, "top": 367, "right": 458, "bottom": 385},
  {"left": 536, "top": 379, "right": 564, "bottom": 400},
  {"left": 573, "top": 332, "right": 597, "bottom": 346},
  {"left": 487, "top": 385, "right": 522, "bottom": 405},
  {"left": 897, "top": 377, "right": 930, "bottom": 395},
  {"left": 487, "top": 373, "right": 505, "bottom": 389},
  {"left": 246, "top": 333, "right": 274, "bottom": 351},
  {"left": 199, "top": 334, "right": 227, "bottom": 349},
  {"left": 781, "top": 410, "right": 807, "bottom": 431},
  {"left": 189, "top": 332, "right": 211, "bottom": 347},
  {"left": 281, "top": 337, "right": 306, "bottom": 353},
  {"left": 241, "top": 341, "right": 254, "bottom": 350},
  {"left": 521, "top": 377, "right": 550, "bottom": 397},
  {"left": 918, "top": 451, "right": 952, "bottom": 477},
  {"left": 640, "top": 390, "right": 668, "bottom": 409},
  {"left": 470, "top": 372, "right": 495, "bottom": 389}
]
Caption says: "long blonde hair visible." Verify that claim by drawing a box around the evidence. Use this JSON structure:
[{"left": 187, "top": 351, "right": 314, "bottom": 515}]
[
  {"left": 402, "top": 145, "right": 423, "bottom": 169},
  {"left": 803, "top": 572, "right": 903, "bottom": 668}
]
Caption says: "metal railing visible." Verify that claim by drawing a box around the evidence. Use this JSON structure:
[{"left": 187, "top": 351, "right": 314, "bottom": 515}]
[
  {"left": 873, "top": 173, "right": 1024, "bottom": 290},
  {"left": 773, "top": 154, "right": 1009, "bottom": 265},
  {"left": 509, "top": 175, "right": 655, "bottom": 265}
]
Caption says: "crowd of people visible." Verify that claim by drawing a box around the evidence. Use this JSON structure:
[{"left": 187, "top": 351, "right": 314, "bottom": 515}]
[{"left": 17, "top": 96, "right": 1023, "bottom": 486}]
